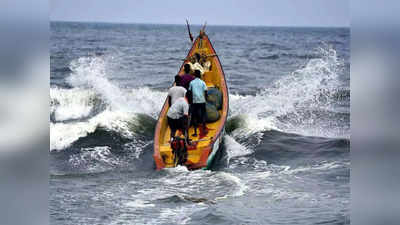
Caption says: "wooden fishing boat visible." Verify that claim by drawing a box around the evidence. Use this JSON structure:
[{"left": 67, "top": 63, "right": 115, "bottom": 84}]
[{"left": 153, "top": 29, "right": 229, "bottom": 170}]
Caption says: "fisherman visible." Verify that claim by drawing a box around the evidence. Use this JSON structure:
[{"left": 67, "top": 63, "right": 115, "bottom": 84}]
[
  {"left": 167, "top": 92, "right": 189, "bottom": 140},
  {"left": 187, "top": 53, "right": 205, "bottom": 76},
  {"left": 198, "top": 53, "right": 211, "bottom": 72},
  {"left": 180, "top": 64, "right": 195, "bottom": 90},
  {"left": 168, "top": 75, "right": 187, "bottom": 107},
  {"left": 188, "top": 69, "right": 207, "bottom": 137}
]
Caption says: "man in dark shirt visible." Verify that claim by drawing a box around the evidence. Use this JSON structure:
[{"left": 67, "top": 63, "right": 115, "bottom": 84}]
[{"left": 180, "top": 64, "right": 195, "bottom": 90}]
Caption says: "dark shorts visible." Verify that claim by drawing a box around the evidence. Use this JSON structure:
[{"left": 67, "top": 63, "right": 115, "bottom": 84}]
[
  {"left": 191, "top": 103, "right": 206, "bottom": 124},
  {"left": 167, "top": 117, "right": 185, "bottom": 131}
]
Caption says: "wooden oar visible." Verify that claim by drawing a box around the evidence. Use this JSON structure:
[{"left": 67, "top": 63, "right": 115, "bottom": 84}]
[{"left": 186, "top": 19, "right": 194, "bottom": 43}]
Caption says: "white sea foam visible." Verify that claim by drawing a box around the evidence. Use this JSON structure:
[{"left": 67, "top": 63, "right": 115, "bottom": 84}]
[
  {"left": 281, "top": 161, "right": 347, "bottom": 175},
  {"left": 158, "top": 204, "right": 206, "bottom": 225},
  {"left": 50, "top": 110, "right": 135, "bottom": 151},
  {"left": 223, "top": 135, "right": 252, "bottom": 166},
  {"left": 67, "top": 56, "right": 127, "bottom": 110},
  {"left": 67, "top": 56, "right": 167, "bottom": 114},
  {"left": 127, "top": 87, "right": 167, "bottom": 118},
  {"left": 124, "top": 199, "right": 155, "bottom": 208},
  {"left": 68, "top": 146, "right": 121, "bottom": 171},
  {"left": 163, "top": 165, "right": 190, "bottom": 174},
  {"left": 228, "top": 46, "right": 347, "bottom": 138},
  {"left": 126, "top": 168, "right": 248, "bottom": 208},
  {"left": 50, "top": 56, "right": 167, "bottom": 151},
  {"left": 50, "top": 87, "right": 100, "bottom": 121},
  {"left": 216, "top": 172, "right": 248, "bottom": 198},
  {"left": 123, "top": 139, "right": 151, "bottom": 159},
  {"left": 49, "top": 87, "right": 165, "bottom": 151},
  {"left": 51, "top": 46, "right": 346, "bottom": 152}
]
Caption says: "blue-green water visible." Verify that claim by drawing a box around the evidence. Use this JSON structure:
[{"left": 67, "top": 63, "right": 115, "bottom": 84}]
[{"left": 50, "top": 22, "right": 350, "bottom": 224}]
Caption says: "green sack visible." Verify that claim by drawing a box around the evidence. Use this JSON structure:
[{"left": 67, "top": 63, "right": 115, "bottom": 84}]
[
  {"left": 206, "top": 103, "right": 220, "bottom": 122},
  {"left": 206, "top": 87, "right": 223, "bottom": 110}
]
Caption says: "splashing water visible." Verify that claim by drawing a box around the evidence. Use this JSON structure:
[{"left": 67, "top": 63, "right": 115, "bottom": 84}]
[
  {"left": 229, "top": 46, "right": 348, "bottom": 139},
  {"left": 50, "top": 87, "right": 104, "bottom": 122},
  {"left": 68, "top": 146, "right": 121, "bottom": 172},
  {"left": 223, "top": 135, "right": 253, "bottom": 166},
  {"left": 68, "top": 56, "right": 129, "bottom": 112},
  {"left": 50, "top": 46, "right": 347, "bottom": 152},
  {"left": 50, "top": 56, "right": 167, "bottom": 151},
  {"left": 67, "top": 56, "right": 166, "bottom": 115}
]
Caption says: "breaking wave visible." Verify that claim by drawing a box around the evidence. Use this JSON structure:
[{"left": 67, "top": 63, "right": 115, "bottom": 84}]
[
  {"left": 50, "top": 46, "right": 349, "bottom": 153},
  {"left": 229, "top": 46, "right": 349, "bottom": 140},
  {"left": 50, "top": 56, "right": 166, "bottom": 151},
  {"left": 50, "top": 87, "right": 105, "bottom": 122}
]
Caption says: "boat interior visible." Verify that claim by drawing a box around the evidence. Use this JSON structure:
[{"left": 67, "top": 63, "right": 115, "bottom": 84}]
[{"left": 156, "top": 36, "right": 227, "bottom": 168}]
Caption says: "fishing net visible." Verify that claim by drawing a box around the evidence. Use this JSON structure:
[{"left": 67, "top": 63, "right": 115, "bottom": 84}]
[
  {"left": 206, "top": 87, "right": 223, "bottom": 110},
  {"left": 206, "top": 103, "right": 220, "bottom": 122}
]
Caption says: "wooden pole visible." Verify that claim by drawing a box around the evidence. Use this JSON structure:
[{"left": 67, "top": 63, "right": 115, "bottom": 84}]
[{"left": 186, "top": 19, "right": 194, "bottom": 43}]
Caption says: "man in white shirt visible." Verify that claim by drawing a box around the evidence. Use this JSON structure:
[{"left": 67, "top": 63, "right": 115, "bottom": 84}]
[
  {"left": 168, "top": 75, "right": 187, "bottom": 107},
  {"left": 167, "top": 94, "right": 189, "bottom": 140}
]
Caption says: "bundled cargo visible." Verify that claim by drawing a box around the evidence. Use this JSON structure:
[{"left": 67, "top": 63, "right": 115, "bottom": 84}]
[
  {"left": 206, "top": 87, "right": 223, "bottom": 110},
  {"left": 206, "top": 103, "right": 220, "bottom": 122}
]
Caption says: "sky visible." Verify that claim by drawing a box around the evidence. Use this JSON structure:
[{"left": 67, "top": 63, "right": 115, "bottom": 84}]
[{"left": 51, "top": 0, "right": 349, "bottom": 27}]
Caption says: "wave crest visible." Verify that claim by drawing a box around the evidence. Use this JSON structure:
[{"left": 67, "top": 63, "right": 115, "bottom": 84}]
[{"left": 228, "top": 46, "right": 349, "bottom": 139}]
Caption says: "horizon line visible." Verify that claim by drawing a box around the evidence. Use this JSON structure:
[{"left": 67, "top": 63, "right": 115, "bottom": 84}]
[{"left": 50, "top": 19, "right": 350, "bottom": 29}]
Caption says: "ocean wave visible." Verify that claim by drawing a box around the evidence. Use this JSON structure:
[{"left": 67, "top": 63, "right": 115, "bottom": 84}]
[
  {"left": 227, "top": 46, "right": 349, "bottom": 139},
  {"left": 223, "top": 135, "right": 253, "bottom": 162},
  {"left": 50, "top": 46, "right": 348, "bottom": 153},
  {"left": 50, "top": 87, "right": 106, "bottom": 122},
  {"left": 68, "top": 146, "right": 121, "bottom": 171},
  {"left": 64, "top": 141, "right": 154, "bottom": 173},
  {"left": 257, "top": 42, "right": 292, "bottom": 50},
  {"left": 67, "top": 56, "right": 166, "bottom": 114},
  {"left": 50, "top": 110, "right": 135, "bottom": 151},
  {"left": 124, "top": 168, "right": 248, "bottom": 214},
  {"left": 280, "top": 52, "right": 320, "bottom": 59},
  {"left": 280, "top": 161, "right": 349, "bottom": 175},
  {"left": 50, "top": 55, "right": 167, "bottom": 151},
  {"left": 256, "top": 53, "right": 320, "bottom": 60},
  {"left": 51, "top": 66, "right": 73, "bottom": 73},
  {"left": 49, "top": 86, "right": 164, "bottom": 151}
]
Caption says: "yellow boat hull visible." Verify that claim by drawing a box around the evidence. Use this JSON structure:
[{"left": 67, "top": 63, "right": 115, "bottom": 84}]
[{"left": 153, "top": 32, "right": 229, "bottom": 170}]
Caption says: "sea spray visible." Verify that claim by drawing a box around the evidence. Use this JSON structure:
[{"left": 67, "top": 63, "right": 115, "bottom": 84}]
[
  {"left": 67, "top": 56, "right": 129, "bottom": 111},
  {"left": 50, "top": 110, "right": 135, "bottom": 151},
  {"left": 227, "top": 46, "right": 348, "bottom": 139},
  {"left": 50, "top": 87, "right": 105, "bottom": 122},
  {"left": 50, "top": 56, "right": 167, "bottom": 151},
  {"left": 223, "top": 135, "right": 252, "bottom": 166},
  {"left": 51, "top": 46, "right": 347, "bottom": 152}
]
